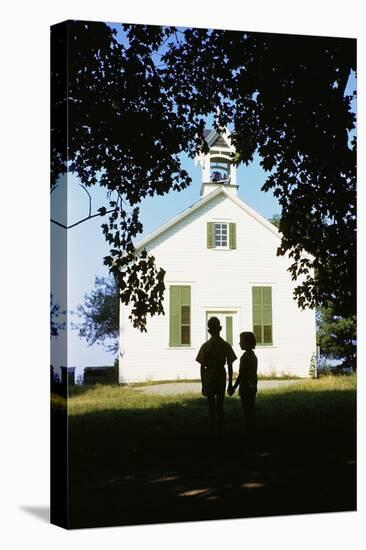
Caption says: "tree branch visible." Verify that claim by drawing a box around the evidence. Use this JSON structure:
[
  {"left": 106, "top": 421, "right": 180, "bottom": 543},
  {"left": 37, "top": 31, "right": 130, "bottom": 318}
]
[
  {"left": 79, "top": 184, "right": 92, "bottom": 217},
  {"left": 51, "top": 208, "right": 115, "bottom": 230}
]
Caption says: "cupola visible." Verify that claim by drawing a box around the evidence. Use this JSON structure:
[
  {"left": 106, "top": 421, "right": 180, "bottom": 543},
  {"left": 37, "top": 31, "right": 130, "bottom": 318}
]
[{"left": 196, "top": 128, "right": 238, "bottom": 197}]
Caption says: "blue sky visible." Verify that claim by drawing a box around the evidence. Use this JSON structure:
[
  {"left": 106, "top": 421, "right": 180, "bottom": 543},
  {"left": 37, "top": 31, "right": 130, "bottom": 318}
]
[{"left": 50, "top": 24, "right": 356, "bottom": 376}]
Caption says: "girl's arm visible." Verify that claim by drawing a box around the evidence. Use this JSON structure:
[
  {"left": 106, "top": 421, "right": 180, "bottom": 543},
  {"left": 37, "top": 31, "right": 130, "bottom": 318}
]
[{"left": 232, "top": 372, "right": 241, "bottom": 392}]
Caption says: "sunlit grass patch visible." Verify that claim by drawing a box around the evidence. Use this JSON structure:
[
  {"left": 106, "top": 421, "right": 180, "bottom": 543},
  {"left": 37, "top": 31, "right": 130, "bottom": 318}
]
[
  {"left": 66, "top": 374, "right": 356, "bottom": 416},
  {"left": 67, "top": 383, "right": 201, "bottom": 416},
  {"left": 271, "top": 375, "right": 356, "bottom": 393},
  {"left": 51, "top": 392, "right": 67, "bottom": 410}
]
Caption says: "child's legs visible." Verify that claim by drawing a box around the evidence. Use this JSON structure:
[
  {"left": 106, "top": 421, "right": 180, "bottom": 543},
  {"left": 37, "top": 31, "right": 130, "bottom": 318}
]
[
  {"left": 216, "top": 386, "right": 225, "bottom": 428},
  {"left": 207, "top": 370, "right": 226, "bottom": 429},
  {"left": 207, "top": 394, "right": 216, "bottom": 429},
  {"left": 247, "top": 392, "right": 256, "bottom": 432},
  {"left": 240, "top": 394, "right": 247, "bottom": 429},
  {"left": 240, "top": 392, "right": 256, "bottom": 432}
]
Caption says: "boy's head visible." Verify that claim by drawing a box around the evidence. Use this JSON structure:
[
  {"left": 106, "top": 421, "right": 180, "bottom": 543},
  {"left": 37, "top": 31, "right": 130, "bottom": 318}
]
[
  {"left": 208, "top": 316, "right": 221, "bottom": 336},
  {"left": 240, "top": 331, "right": 256, "bottom": 350}
]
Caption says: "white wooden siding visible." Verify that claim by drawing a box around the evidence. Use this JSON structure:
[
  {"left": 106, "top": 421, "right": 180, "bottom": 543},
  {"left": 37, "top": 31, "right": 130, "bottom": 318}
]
[{"left": 119, "top": 192, "right": 316, "bottom": 382}]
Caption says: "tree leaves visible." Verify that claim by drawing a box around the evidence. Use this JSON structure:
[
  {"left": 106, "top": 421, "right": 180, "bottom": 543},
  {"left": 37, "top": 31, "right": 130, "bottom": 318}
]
[
  {"left": 50, "top": 294, "right": 66, "bottom": 338},
  {"left": 51, "top": 22, "right": 356, "bottom": 327},
  {"left": 317, "top": 307, "right": 356, "bottom": 370},
  {"left": 75, "top": 276, "right": 119, "bottom": 353}
]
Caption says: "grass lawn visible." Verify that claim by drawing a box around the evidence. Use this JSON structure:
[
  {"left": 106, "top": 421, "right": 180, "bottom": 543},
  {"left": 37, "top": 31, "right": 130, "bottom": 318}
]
[{"left": 52, "top": 376, "right": 356, "bottom": 529}]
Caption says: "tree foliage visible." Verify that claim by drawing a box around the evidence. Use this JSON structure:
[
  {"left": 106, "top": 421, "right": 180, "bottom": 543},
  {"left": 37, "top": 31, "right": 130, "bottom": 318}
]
[
  {"left": 51, "top": 21, "right": 356, "bottom": 328},
  {"left": 50, "top": 294, "right": 66, "bottom": 338},
  {"left": 161, "top": 28, "right": 356, "bottom": 318},
  {"left": 75, "top": 276, "right": 119, "bottom": 354},
  {"left": 317, "top": 308, "right": 356, "bottom": 370}
]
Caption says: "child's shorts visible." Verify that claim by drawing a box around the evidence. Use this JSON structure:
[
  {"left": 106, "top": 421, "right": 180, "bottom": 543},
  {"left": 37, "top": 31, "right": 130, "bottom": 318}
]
[{"left": 203, "top": 367, "right": 226, "bottom": 397}]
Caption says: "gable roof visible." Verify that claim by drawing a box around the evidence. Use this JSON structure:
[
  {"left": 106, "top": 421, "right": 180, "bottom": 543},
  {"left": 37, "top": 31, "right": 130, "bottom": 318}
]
[
  {"left": 212, "top": 134, "right": 230, "bottom": 148},
  {"left": 204, "top": 128, "right": 232, "bottom": 149},
  {"left": 135, "top": 186, "right": 280, "bottom": 250}
]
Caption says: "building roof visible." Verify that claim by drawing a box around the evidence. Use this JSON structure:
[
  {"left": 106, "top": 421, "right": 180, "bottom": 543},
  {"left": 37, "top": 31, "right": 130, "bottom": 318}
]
[
  {"left": 202, "top": 128, "right": 232, "bottom": 149},
  {"left": 135, "top": 186, "right": 280, "bottom": 251}
]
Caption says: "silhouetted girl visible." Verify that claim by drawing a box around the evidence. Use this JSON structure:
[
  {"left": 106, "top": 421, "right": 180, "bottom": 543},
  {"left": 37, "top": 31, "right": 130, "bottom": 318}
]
[{"left": 229, "top": 331, "right": 258, "bottom": 433}]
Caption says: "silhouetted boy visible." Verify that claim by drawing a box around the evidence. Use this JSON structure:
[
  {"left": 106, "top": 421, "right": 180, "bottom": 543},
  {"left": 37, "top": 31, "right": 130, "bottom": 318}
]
[
  {"left": 196, "top": 316, "right": 237, "bottom": 430},
  {"left": 229, "top": 331, "right": 258, "bottom": 433}
]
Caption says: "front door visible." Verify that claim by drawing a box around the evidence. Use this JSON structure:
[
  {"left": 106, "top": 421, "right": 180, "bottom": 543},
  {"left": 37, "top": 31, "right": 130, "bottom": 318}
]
[{"left": 206, "top": 311, "right": 236, "bottom": 346}]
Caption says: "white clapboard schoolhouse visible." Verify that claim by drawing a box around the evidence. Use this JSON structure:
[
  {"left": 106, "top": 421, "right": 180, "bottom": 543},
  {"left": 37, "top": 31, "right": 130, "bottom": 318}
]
[{"left": 119, "top": 129, "right": 316, "bottom": 382}]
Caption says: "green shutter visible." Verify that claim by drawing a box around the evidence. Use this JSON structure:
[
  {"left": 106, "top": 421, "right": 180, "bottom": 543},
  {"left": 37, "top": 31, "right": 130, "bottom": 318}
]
[
  {"left": 170, "top": 286, "right": 191, "bottom": 346},
  {"left": 252, "top": 287, "right": 273, "bottom": 345},
  {"left": 229, "top": 223, "right": 236, "bottom": 249},
  {"left": 252, "top": 287, "right": 262, "bottom": 305},
  {"left": 226, "top": 316, "right": 233, "bottom": 346},
  {"left": 169, "top": 286, "right": 181, "bottom": 346},
  {"left": 207, "top": 222, "right": 214, "bottom": 248},
  {"left": 263, "top": 287, "right": 272, "bottom": 344}
]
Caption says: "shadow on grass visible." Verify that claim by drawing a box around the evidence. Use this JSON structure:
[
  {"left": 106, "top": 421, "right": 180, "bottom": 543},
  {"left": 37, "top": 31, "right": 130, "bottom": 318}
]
[{"left": 53, "top": 386, "right": 356, "bottom": 529}]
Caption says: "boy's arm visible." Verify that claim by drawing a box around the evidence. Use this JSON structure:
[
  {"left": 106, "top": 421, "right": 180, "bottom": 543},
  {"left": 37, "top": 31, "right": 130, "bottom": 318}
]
[
  {"left": 196, "top": 345, "right": 205, "bottom": 385},
  {"left": 227, "top": 361, "right": 233, "bottom": 388},
  {"left": 200, "top": 363, "right": 205, "bottom": 385},
  {"left": 200, "top": 363, "right": 208, "bottom": 396},
  {"left": 226, "top": 345, "right": 237, "bottom": 389}
]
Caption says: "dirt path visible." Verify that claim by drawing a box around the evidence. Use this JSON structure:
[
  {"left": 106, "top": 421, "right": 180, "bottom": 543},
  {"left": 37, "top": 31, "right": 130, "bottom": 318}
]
[{"left": 139, "top": 379, "right": 299, "bottom": 396}]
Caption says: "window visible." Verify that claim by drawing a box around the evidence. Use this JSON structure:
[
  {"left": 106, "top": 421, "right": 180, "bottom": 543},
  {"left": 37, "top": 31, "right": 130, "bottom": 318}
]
[
  {"left": 215, "top": 223, "right": 228, "bottom": 247},
  {"left": 207, "top": 222, "right": 236, "bottom": 249},
  {"left": 169, "top": 286, "right": 191, "bottom": 347},
  {"left": 252, "top": 287, "right": 273, "bottom": 345}
]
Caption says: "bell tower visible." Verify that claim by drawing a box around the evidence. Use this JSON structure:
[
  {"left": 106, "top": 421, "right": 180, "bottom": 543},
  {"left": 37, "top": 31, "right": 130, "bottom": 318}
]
[{"left": 196, "top": 128, "right": 238, "bottom": 197}]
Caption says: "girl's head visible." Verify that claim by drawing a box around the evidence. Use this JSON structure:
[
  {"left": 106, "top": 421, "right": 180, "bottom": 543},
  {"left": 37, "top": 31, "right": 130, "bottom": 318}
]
[{"left": 240, "top": 331, "right": 256, "bottom": 350}]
